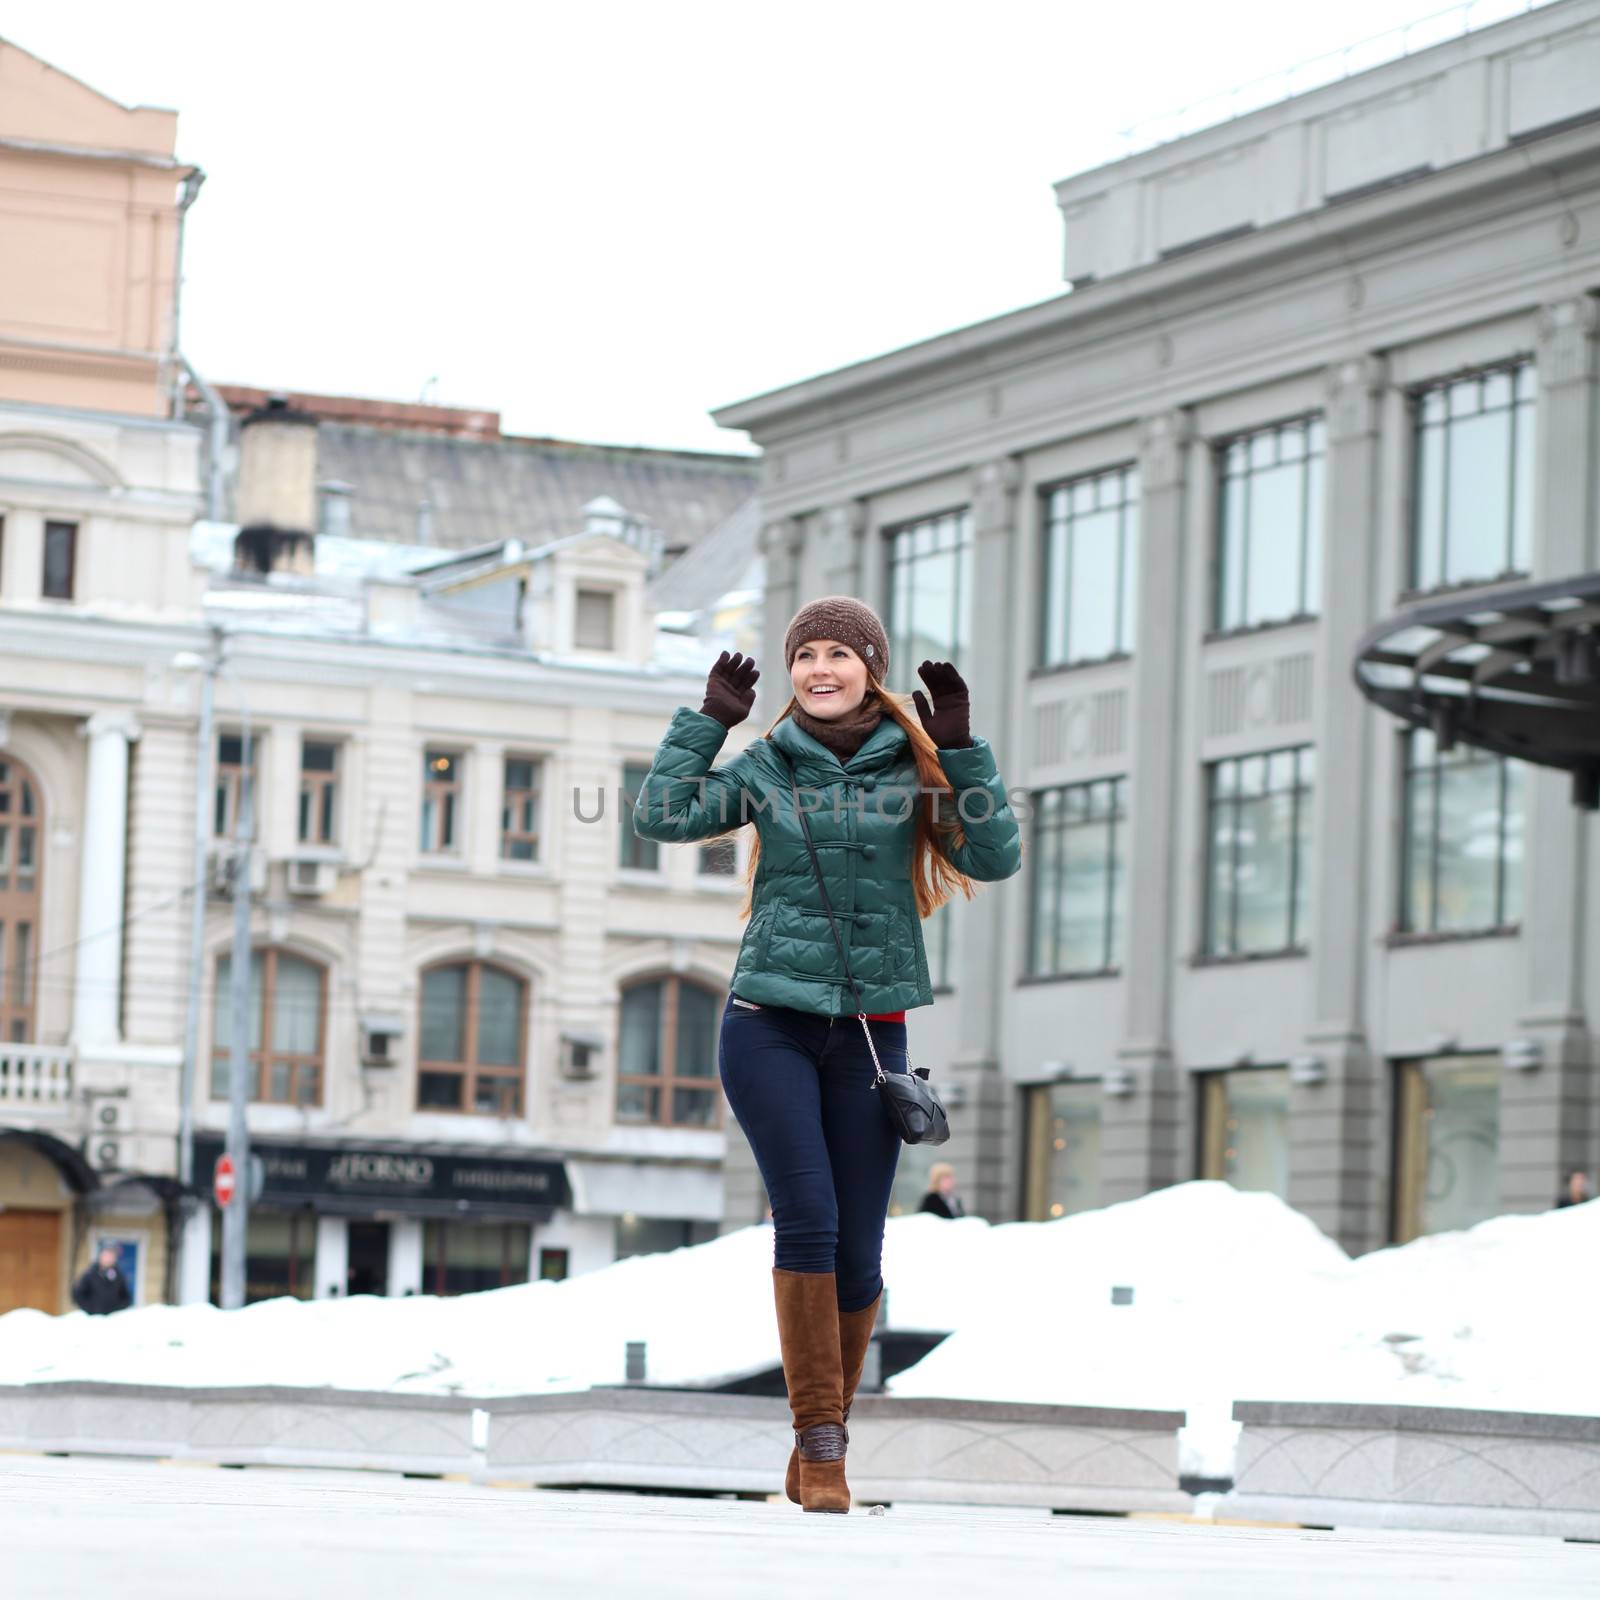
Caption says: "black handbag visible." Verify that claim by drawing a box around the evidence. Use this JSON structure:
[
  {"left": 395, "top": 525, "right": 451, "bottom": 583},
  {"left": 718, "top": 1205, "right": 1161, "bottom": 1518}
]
[{"left": 775, "top": 749, "right": 950, "bottom": 1147}]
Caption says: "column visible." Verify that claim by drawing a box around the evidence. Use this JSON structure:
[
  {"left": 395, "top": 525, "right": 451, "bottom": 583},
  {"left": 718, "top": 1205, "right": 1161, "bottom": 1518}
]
[
  {"left": 1106, "top": 410, "right": 1192, "bottom": 1204},
  {"left": 1504, "top": 297, "right": 1600, "bottom": 1212},
  {"left": 177, "top": 1202, "right": 213, "bottom": 1305},
  {"left": 469, "top": 739, "right": 506, "bottom": 876},
  {"left": 314, "top": 1215, "right": 349, "bottom": 1299},
  {"left": 821, "top": 500, "right": 867, "bottom": 595},
  {"left": 1295, "top": 356, "right": 1388, "bottom": 1254},
  {"left": 74, "top": 711, "right": 140, "bottom": 1049},
  {"left": 388, "top": 1218, "right": 423, "bottom": 1296},
  {"left": 756, "top": 517, "right": 802, "bottom": 724},
  {"left": 945, "top": 458, "right": 1021, "bottom": 1222}
]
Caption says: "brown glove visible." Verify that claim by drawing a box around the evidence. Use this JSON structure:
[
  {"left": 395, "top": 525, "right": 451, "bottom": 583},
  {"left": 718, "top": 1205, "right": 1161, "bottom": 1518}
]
[
  {"left": 911, "top": 660, "right": 972, "bottom": 749},
  {"left": 699, "top": 651, "right": 760, "bottom": 729}
]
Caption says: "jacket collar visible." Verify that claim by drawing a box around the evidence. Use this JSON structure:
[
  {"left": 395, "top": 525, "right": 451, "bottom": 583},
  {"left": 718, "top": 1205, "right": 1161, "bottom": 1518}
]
[{"left": 768, "top": 710, "right": 908, "bottom": 775}]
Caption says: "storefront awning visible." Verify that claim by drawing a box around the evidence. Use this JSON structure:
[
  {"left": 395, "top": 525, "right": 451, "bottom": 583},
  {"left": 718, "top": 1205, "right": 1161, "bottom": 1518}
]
[{"left": 566, "top": 1158, "right": 724, "bottom": 1222}]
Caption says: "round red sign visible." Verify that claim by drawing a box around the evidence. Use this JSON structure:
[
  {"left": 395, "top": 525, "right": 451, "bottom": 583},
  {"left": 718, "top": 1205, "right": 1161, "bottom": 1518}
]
[{"left": 213, "top": 1153, "right": 237, "bottom": 1207}]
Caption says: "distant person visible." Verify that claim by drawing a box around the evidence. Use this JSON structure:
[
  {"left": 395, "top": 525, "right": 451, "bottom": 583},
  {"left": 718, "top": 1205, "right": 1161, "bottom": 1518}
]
[
  {"left": 72, "top": 1246, "right": 132, "bottom": 1316},
  {"left": 918, "top": 1163, "right": 966, "bottom": 1219},
  {"left": 1556, "top": 1170, "right": 1593, "bottom": 1208}
]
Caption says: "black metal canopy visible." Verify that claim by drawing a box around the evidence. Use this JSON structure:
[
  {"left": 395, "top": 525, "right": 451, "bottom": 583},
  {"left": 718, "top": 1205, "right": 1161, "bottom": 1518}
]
[{"left": 1353, "top": 572, "right": 1600, "bottom": 809}]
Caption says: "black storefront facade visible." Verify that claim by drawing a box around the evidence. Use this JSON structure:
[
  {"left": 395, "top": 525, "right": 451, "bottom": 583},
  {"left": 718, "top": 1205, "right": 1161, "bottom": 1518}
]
[{"left": 194, "top": 1136, "right": 572, "bottom": 1303}]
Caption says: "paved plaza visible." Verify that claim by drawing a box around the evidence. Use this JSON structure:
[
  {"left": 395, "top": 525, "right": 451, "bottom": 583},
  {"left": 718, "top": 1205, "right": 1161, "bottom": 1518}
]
[{"left": 2, "top": 1454, "right": 1595, "bottom": 1599}]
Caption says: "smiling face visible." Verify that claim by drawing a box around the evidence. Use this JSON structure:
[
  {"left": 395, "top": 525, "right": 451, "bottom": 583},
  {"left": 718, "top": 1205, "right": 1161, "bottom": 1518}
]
[{"left": 790, "top": 637, "right": 870, "bottom": 718}]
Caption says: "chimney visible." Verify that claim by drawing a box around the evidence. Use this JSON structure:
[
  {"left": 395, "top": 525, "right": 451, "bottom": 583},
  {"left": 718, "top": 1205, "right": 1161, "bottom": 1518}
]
[{"left": 233, "top": 395, "right": 318, "bottom": 577}]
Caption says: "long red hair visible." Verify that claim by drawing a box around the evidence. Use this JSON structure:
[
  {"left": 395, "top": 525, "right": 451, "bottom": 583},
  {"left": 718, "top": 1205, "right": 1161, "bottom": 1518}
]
[{"left": 726, "top": 675, "right": 981, "bottom": 923}]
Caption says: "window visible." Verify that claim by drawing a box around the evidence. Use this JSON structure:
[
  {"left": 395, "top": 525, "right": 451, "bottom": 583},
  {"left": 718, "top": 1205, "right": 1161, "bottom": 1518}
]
[
  {"left": 538, "top": 1247, "right": 570, "bottom": 1281},
  {"left": 42, "top": 520, "right": 76, "bottom": 600},
  {"left": 1215, "top": 418, "right": 1324, "bottom": 630},
  {"left": 211, "top": 948, "right": 326, "bottom": 1106},
  {"left": 1029, "top": 778, "right": 1125, "bottom": 975},
  {"left": 1400, "top": 728, "right": 1524, "bottom": 934},
  {"left": 1412, "top": 362, "right": 1536, "bottom": 592},
  {"left": 318, "top": 482, "right": 354, "bottom": 538},
  {"left": 619, "top": 761, "right": 659, "bottom": 872},
  {"left": 616, "top": 977, "right": 721, "bottom": 1129},
  {"left": 1022, "top": 1080, "right": 1102, "bottom": 1219},
  {"left": 0, "top": 756, "right": 42, "bottom": 1044},
  {"left": 697, "top": 837, "right": 737, "bottom": 877},
  {"left": 501, "top": 756, "right": 542, "bottom": 862},
  {"left": 214, "top": 733, "right": 258, "bottom": 839},
  {"left": 298, "top": 741, "right": 339, "bottom": 845},
  {"left": 417, "top": 960, "right": 526, "bottom": 1115},
  {"left": 1204, "top": 747, "right": 1314, "bottom": 957},
  {"left": 1394, "top": 1054, "right": 1500, "bottom": 1242},
  {"left": 614, "top": 1216, "right": 716, "bottom": 1259},
  {"left": 1041, "top": 465, "right": 1140, "bottom": 665},
  {"left": 422, "top": 1221, "right": 530, "bottom": 1295},
  {"left": 1199, "top": 1067, "right": 1289, "bottom": 1198},
  {"left": 208, "top": 1212, "right": 314, "bottom": 1305},
  {"left": 575, "top": 588, "right": 616, "bottom": 650},
  {"left": 420, "top": 750, "right": 461, "bottom": 854},
  {"left": 886, "top": 509, "right": 972, "bottom": 674}
]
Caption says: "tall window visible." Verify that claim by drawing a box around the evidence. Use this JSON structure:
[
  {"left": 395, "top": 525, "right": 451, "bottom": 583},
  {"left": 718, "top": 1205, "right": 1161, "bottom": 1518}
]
[
  {"left": 1401, "top": 728, "right": 1524, "bottom": 934},
  {"left": 1199, "top": 1067, "right": 1290, "bottom": 1198},
  {"left": 1029, "top": 778, "right": 1125, "bottom": 975},
  {"left": 616, "top": 977, "right": 720, "bottom": 1128},
  {"left": 574, "top": 588, "right": 616, "bottom": 650},
  {"left": 298, "top": 741, "right": 339, "bottom": 845},
  {"left": 420, "top": 751, "right": 461, "bottom": 854},
  {"left": 214, "top": 733, "right": 258, "bottom": 838},
  {"left": 422, "top": 1221, "right": 530, "bottom": 1296},
  {"left": 886, "top": 509, "right": 972, "bottom": 674},
  {"left": 1040, "top": 465, "right": 1140, "bottom": 666},
  {"left": 501, "top": 756, "right": 543, "bottom": 862},
  {"left": 619, "top": 761, "right": 659, "bottom": 872},
  {"left": 42, "top": 520, "right": 76, "bottom": 601},
  {"left": 1394, "top": 1055, "right": 1500, "bottom": 1242},
  {"left": 0, "top": 756, "right": 42, "bottom": 1043},
  {"left": 1215, "top": 418, "right": 1324, "bottom": 630},
  {"left": 211, "top": 948, "right": 326, "bottom": 1106},
  {"left": 697, "top": 837, "right": 737, "bottom": 876},
  {"left": 1412, "top": 362, "right": 1536, "bottom": 592},
  {"left": 1022, "top": 1080, "right": 1102, "bottom": 1219},
  {"left": 1204, "top": 747, "right": 1314, "bottom": 957},
  {"left": 417, "top": 961, "right": 526, "bottom": 1115}
]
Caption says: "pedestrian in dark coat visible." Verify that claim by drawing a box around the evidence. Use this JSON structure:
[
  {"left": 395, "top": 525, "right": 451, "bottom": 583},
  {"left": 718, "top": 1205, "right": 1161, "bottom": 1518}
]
[
  {"left": 917, "top": 1162, "right": 966, "bottom": 1218},
  {"left": 1556, "top": 1170, "right": 1593, "bottom": 1208},
  {"left": 72, "top": 1246, "right": 132, "bottom": 1315}
]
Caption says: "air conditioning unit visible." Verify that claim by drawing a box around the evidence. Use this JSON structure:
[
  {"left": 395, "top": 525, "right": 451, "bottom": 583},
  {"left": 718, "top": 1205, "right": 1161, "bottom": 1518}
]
[
  {"left": 285, "top": 855, "right": 339, "bottom": 897},
  {"left": 560, "top": 1032, "right": 603, "bottom": 1081},
  {"left": 360, "top": 1012, "right": 405, "bottom": 1068},
  {"left": 209, "top": 846, "right": 266, "bottom": 899},
  {"left": 84, "top": 1095, "right": 127, "bottom": 1172}
]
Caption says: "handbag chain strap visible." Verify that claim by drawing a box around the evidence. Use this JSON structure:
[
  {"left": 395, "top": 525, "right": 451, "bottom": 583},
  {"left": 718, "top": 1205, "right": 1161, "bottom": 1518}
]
[{"left": 776, "top": 750, "right": 890, "bottom": 1087}]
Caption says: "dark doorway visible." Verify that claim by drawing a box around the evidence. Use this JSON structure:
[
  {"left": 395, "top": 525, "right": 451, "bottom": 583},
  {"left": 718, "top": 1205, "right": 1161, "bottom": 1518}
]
[{"left": 346, "top": 1221, "right": 390, "bottom": 1297}]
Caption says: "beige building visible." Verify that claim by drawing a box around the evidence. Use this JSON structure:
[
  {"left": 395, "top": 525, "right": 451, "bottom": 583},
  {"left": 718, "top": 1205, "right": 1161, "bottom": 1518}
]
[{"left": 0, "top": 39, "right": 764, "bottom": 1314}]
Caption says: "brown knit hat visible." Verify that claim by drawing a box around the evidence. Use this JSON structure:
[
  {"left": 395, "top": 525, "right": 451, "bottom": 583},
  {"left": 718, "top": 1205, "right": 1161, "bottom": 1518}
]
[{"left": 783, "top": 596, "right": 890, "bottom": 681}]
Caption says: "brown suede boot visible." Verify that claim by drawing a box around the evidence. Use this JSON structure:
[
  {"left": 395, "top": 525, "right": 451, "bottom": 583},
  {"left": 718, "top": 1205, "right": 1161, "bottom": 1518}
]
[
  {"left": 772, "top": 1268, "right": 851, "bottom": 1512},
  {"left": 785, "top": 1290, "right": 881, "bottom": 1506}
]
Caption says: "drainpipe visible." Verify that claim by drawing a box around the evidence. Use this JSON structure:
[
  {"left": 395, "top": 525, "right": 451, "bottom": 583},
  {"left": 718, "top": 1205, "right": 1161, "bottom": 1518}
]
[
  {"left": 168, "top": 166, "right": 205, "bottom": 417},
  {"left": 183, "top": 356, "right": 231, "bottom": 524},
  {"left": 167, "top": 162, "right": 229, "bottom": 523}
]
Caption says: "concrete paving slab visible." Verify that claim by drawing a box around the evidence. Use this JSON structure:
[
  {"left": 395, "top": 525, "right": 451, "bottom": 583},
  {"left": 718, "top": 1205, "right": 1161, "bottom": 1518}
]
[{"left": 1, "top": 1454, "right": 1594, "bottom": 1600}]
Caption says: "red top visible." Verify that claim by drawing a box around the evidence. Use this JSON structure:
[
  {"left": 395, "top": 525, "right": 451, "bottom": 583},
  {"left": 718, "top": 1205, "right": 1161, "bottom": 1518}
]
[{"left": 865, "top": 1011, "right": 905, "bottom": 1022}]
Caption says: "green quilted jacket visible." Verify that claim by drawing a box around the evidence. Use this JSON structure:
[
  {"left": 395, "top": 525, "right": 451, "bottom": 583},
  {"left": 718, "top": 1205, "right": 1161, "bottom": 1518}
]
[{"left": 632, "top": 706, "right": 1022, "bottom": 1015}]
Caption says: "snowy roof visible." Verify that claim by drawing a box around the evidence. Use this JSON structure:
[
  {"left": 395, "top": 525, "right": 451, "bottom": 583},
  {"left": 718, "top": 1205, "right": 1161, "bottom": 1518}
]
[{"left": 646, "top": 494, "right": 763, "bottom": 616}]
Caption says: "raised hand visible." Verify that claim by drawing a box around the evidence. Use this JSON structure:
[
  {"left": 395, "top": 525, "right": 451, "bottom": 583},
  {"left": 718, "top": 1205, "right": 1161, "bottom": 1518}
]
[
  {"left": 699, "top": 650, "right": 760, "bottom": 729},
  {"left": 911, "top": 660, "right": 972, "bottom": 749}
]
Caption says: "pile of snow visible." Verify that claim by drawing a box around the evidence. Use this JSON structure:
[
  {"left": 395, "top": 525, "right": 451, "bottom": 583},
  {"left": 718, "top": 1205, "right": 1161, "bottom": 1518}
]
[{"left": 4, "top": 1181, "right": 1596, "bottom": 1480}]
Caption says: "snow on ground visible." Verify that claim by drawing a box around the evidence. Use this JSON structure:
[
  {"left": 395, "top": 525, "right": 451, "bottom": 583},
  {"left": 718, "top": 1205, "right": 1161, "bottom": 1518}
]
[{"left": 3, "top": 1181, "right": 1596, "bottom": 1480}]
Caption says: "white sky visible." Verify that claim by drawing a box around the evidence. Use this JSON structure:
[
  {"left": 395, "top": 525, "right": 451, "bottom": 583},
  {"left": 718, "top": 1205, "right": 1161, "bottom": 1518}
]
[{"left": 4, "top": 0, "right": 1528, "bottom": 453}]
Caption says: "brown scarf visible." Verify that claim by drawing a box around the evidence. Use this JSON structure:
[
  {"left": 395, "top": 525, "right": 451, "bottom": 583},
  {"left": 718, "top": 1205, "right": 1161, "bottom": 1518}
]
[{"left": 791, "top": 693, "right": 884, "bottom": 764}]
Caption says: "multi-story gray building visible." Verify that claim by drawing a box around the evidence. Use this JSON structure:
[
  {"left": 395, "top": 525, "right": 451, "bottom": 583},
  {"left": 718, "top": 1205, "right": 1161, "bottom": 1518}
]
[{"left": 712, "top": 0, "right": 1600, "bottom": 1254}]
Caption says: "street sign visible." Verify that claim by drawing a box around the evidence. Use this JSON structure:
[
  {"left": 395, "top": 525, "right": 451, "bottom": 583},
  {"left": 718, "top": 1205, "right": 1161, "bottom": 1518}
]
[{"left": 214, "top": 1153, "right": 237, "bottom": 1207}]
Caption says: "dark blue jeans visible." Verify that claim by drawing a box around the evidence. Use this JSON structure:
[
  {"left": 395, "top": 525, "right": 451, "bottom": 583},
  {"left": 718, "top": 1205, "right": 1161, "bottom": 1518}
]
[{"left": 718, "top": 994, "right": 907, "bottom": 1313}]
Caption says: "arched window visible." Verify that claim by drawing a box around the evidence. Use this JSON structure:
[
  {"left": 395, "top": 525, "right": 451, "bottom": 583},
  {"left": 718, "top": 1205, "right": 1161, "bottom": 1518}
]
[
  {"left": 0, "top": 756, "right": 43, "bottom": 1043},
  {"left": 616, "top": 977, "right": 721, "bottom": 1129},
  {"left": 211, "top": 948, "right": 326, "bottom": 1106},
  {"left": 417, "top": 961, "right": 526, "bottom": 1115}
]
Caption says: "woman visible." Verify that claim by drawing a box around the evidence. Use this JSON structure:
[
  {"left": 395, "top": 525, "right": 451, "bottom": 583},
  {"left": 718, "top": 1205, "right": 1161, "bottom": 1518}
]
[
  {"left": 917, "top": 1162, "right": 966, "bottom": 1219},
  {"left": 633, "top": 595, "right": 1021, "bottom": 1513}
]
